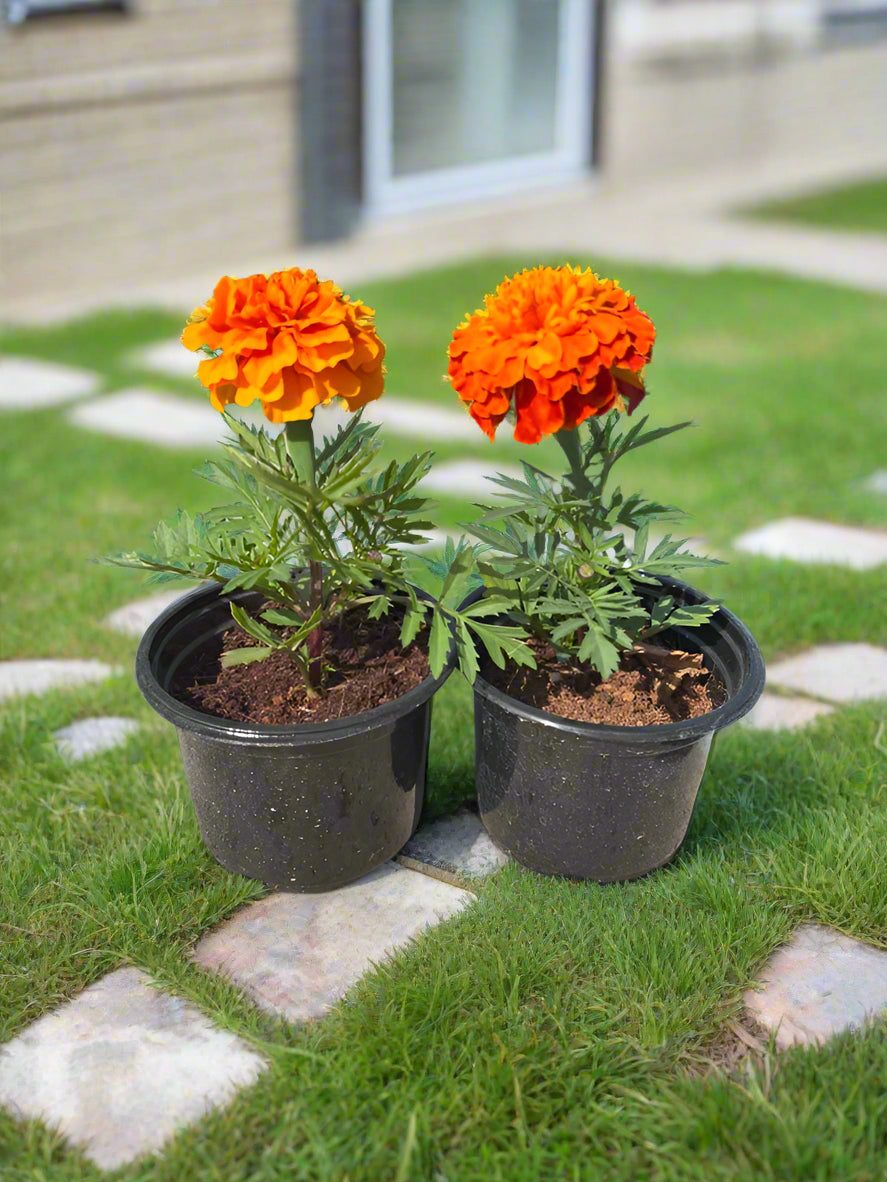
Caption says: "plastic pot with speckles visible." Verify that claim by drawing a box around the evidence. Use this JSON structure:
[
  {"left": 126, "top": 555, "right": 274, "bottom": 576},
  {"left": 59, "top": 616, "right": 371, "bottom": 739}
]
[
  {"left": 470, "top": 576, "right": 764, "bottom": 883},
  {"left": 135, "top": 583, "right": 454, "bottom": 892}
]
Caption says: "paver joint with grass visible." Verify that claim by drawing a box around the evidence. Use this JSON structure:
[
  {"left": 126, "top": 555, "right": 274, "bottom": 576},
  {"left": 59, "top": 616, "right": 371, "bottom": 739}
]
[{"left": 1, "top": 254, "right": 886, "bottom": 1180}]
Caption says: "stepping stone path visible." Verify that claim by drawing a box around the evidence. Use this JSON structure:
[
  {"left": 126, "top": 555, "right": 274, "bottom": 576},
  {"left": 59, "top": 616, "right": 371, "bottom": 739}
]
[
  {"left": 421, "top": 459, "right": 522, "bottom": 498},
  {"left": 69, "top": 388, "right": 227, "bottom": 449},
  {"left": 734, "top": 516, "right": 887, "bottom": 570},
  {"left": 766, "top": 643, "right": 887, "bottom": 704},
  {"left": 53, "top": 716, "right": 140, "bottom": 762},
  {"left": 132, "top": 339, "right": 201, "bottom": 380},
  {"left": 104, "top": 587, "right": 196, "bottom": 638},
  {"left": 193, "top": 862, "right": 473, "bottom": 1024},
  {"left": 401, "top": 807, "right": 510, "bottom": 879},
  {"left": 745, "top": 924, "right": 887, "bottom": 1048},
  {"left": 742, "top": 692, "right": 835, "bottom": 731},
  {"left": 864, "top": 470, "right": 887, "bottom": 495},
  {"left": 0, "top": 968, "right": 265, "bottom": 1170},
  {"left": 0, "top": 659, "right": 116, "bottom": 703},
  {"left": 0, "top": 356, "right": 98, "bottom": 409}
]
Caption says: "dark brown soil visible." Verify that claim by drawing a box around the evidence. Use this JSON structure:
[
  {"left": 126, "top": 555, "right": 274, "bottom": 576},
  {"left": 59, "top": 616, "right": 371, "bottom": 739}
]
[
  {"left": 483, "top": 640, "right": 726, "bottom": 726},
  {"left": 172, "top": 603, "right": 431, "bottom": 725}
]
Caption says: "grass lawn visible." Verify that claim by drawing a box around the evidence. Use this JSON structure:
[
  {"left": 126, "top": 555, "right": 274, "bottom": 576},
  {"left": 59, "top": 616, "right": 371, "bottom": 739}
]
[
  {"left": 2, "top": 257, "right": 887, "bottom": 1180},
  {"left": 745, "top": 175, "right": 887, "bottom": 235}
]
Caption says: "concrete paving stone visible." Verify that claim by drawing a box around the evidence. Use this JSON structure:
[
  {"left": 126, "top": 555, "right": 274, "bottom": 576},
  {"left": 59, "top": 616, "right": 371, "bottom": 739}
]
[
  {"left": 0, "top": 659, "right": 117, "bottom": 703},
  {"left": 0, "top": 356, "right": 99, "bottom": 410},
  {"left": 766, "top": 643, "right": 887, "bottom": 704},
  {"left": 741, "top": 692, "right": 835, "bottom": 731},
  {"left": 744, "top": 924, "right": 887, "bottom": 1048},
  {"left": 132, "top": 339, "right": 200, "bottom": 380},
  {"left": 53, "top": 716, "right": 141, "bottom": 762},
  {"left": 103, "top": 587, "right": 196, "bottom": 638},
  {"left": 0, "top": 967, "right": 265, "bottom": 1171},
  {"left": 733, "top": 516, "right": 887, "bottom": 570},
  {"left": 193, "top": 862, "right": 474, "bottom": 1024},
  {"left": 402, "top": 807, "right": 510, "bottom": 878},
  {"left": 68, "top": 388, "right": 225, "bottom": 448},
  {"left": 421, "top": 459, "right": 523, "bottom": 499},
  {"left": 864, "top": 470, "right": 887, "bottom": 495}
]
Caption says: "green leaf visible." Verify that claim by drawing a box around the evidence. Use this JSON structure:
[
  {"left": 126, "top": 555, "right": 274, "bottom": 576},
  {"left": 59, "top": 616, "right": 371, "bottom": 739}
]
[
  {"left": 427, "top": 608, "right": 451, "bottom": 678},
  {"left": 220, "top": 646, "right": 273, "bottom": 667}
]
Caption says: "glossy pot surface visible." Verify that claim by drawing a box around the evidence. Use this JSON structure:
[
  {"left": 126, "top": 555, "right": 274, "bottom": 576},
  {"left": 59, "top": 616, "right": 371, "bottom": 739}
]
[
  {"left": 136, "top": 584, "right": 453, "bottom": 891},
  {"left": 472, "top": 576, "right": 764, "bottom": 882}
]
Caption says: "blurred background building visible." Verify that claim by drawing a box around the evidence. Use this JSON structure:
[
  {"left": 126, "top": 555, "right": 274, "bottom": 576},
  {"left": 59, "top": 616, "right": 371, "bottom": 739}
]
[{"left": 2, "top": 0, "right": 886, "bottom": 312}]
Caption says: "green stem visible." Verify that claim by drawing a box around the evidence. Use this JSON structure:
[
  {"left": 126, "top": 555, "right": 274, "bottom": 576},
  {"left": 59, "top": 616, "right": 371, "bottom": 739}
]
[
  {"left": 554, "top": 427, "right": 592, "bottom": 498},
  {"left": 285, "top": 418, "right": 323, "bottom": 693}
]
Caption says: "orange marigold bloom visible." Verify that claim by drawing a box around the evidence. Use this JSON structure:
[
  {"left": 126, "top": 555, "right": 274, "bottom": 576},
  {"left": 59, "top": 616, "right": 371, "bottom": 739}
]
[
  {"left": 181, "top": 268, "right": 385, "bottom": 423},
  {"left": 447, "top": 265, "right": 655, "bottom": 444}
]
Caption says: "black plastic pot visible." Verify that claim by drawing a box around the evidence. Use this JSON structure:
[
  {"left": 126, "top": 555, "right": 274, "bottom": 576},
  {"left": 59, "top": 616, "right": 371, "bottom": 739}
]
[
  {"left": 472, "top": 576, "right": 765, "bottom": 883},
  {"left": 136, "top": 583, "right": 454, "bottom": 892}
]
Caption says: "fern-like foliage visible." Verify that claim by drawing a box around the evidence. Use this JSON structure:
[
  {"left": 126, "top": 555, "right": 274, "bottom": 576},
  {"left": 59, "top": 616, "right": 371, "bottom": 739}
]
[
  {"left": 102, "top": 410, "right": 531, "bottom": 689},
  {"left": 464, "top": 415, "right": 723, "bottom": 680}
]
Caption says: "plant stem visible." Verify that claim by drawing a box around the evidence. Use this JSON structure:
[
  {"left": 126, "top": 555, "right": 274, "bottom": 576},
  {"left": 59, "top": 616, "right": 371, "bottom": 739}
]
[
  {"left": 285, "top": 418, "right": 323, "bottom": 692},
  {"left": 554, "top": 427, "right": 592, "bottom": 499}
]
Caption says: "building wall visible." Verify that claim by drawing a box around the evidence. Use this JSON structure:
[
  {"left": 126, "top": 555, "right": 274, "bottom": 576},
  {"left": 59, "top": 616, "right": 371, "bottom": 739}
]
[
  {"left": 0, "top": 0, "right": 296, "bottom": 308},
  {"left": 602, "top": 3, "right": 887, "bottom": 183}
]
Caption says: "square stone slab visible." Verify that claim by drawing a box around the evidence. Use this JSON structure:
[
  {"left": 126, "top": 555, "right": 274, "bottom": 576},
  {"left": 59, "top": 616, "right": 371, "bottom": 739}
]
[
  {"left": 103, "top": 587, "right": 196, "bottom": 638},
  {"left": 744, "top": 924, "right": 887, "bottom": 1048},
  {"left": 733, "top": 517, "right": 887, "bottom": 570},
  {"left": 68, "top": 388, "right": 224, "bottom": 448},
  {"left": 741, "top": 692, "right": 835, "bottom": 731},
  {"left": 53, "top": 716, "right": 140, "bottom": 761},
  {"left": 766, "top": 644, "right": 887, "bottom": 703},
  {"left": 0, "top": 356, "right": 98, "bottom": 410},
  {"left": 0, "top": 659, "right": 116, "bottom": 703},
  {"left": 864, "top": 471, "right": 887, "bottom": 495},
  {"left": 0, "top": 967, "right": 265, "bottom": 1170},
  {"left": 193, "top": 863, "right": 473, "bottom": 1024},
  {"left": 402, "top": 808, "right": 510, "bottom": 879},
  {"left": 131, "top": 339, "right": 201, "bottom": 380},
  {"left": 421, "top": 460, "right": 523, "bottom": 498}
]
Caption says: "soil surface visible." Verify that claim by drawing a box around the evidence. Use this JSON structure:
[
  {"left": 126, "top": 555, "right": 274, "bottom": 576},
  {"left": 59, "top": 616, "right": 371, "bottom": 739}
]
[
  {"left": 483, "top": 640, "right": 726, "bottom": 726},
  {"left": 172, "top": 603, "right": 431, "bottom": 725}
]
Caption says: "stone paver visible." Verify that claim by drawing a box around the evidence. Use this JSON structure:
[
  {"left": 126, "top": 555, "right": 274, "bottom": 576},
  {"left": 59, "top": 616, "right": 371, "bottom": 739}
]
[
  {"left": 402, "top": 808, "right": 510, "bottom": 879},
  {"left": 864, "top": 470, "right": 887, "bottom": 495},
  {"left": 766, "top": 644, "right": 887, "bottom": 704},
  {"left": 193, "top": 862, "right": 473, "bottom": 1024},
  {"left": 53, "top": 716, "right": 140, "bottom": 762},
  {"left": 0, "top": 356, "right": 98, "bottom": 410},
  {"left": 744, "top": 924, "right": 887, "bottom": 1048},
  {"left": 68, "top": 388, "right": 224, "bottom": 448},
  {"left": 421, "top": 460, "right": 522, "bottom": 499},
  {"left": 733, "top": 517, "right": 887, "bottom": 570},
  {"left": 132, "top": 339, "right": 200, "bottom": 380},
  {"left": 0, "top": 659, "right": 117, "bottom": 703},
  {"left": 104, "top": 587, "right": 195, "bottom": 638},
  {"left": 741, "top": 692, "right": 835, "bottom": 731},
  {"left": 0, "top": 967, "right": 265, "bottom": 1171}
]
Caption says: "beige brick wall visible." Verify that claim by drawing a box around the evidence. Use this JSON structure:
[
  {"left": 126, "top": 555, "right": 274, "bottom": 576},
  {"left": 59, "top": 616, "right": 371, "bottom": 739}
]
[
  {"left": 601, "top": 40, "right": 887, "bottom": 184},
  {"left": 1, "top": 0, "right": 297, "bottom": 308}
]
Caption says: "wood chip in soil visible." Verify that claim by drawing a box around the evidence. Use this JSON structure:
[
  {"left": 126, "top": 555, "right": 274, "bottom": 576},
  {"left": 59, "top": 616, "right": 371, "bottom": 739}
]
[
  {"left": 171, "top": 604, "right": 430, "bottom": 725},
  {"left": 483, "top": 640, "right": 726, "bottom": 726}
]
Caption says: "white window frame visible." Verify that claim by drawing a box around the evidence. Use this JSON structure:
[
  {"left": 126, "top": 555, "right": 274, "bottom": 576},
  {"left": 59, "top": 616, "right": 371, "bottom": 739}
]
[{"left": 362, "top": 0, "right": 595, "bottom": 218}]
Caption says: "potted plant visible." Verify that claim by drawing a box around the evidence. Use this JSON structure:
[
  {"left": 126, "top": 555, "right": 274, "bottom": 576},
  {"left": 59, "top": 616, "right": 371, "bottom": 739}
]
[
  {"left": 446, "top": 264, "right": 765, "bottom": 882},
  {"left": 106, "top": 268, "right": 525, "bottom": 892}
]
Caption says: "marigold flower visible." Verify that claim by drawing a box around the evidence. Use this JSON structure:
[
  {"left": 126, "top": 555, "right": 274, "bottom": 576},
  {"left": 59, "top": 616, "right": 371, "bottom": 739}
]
[
  {"left": 182, "top": 268, "right": 385, "bottom": 423},
  {"left": 447, "top": 265, "right": 655, "bottom": 443}
]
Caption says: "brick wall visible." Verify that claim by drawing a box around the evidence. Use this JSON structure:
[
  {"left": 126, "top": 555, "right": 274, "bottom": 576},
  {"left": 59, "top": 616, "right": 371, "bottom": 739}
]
[{"left": 0, "top": 0, "right": 297, "bottom": 308}]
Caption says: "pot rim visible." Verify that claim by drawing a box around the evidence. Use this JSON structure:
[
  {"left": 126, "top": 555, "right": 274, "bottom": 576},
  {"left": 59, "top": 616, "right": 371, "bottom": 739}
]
[
  {"left": 469, "top": 575, "right": 765, "bottom": 744},
  {"left": 135, "top": 581, "right": 455, "bottom": 745}
]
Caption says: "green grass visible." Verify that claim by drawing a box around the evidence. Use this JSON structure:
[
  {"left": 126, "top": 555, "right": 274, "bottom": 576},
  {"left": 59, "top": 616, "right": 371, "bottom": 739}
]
[
  {"left": 746, "top": 175, "right": 887, "bottom": 235},
  {"left": 2, "top": 258, "right": 887, "bottom": 1180}
]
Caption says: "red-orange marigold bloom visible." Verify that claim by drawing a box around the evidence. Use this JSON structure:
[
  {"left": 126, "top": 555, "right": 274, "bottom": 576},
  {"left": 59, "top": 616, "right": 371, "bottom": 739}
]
[
  {"left": 447, "top": 265, "right": 655, "bottom": 443},
  {"left": 181, "top": 268, "right": 385, "bottom": 423}
]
